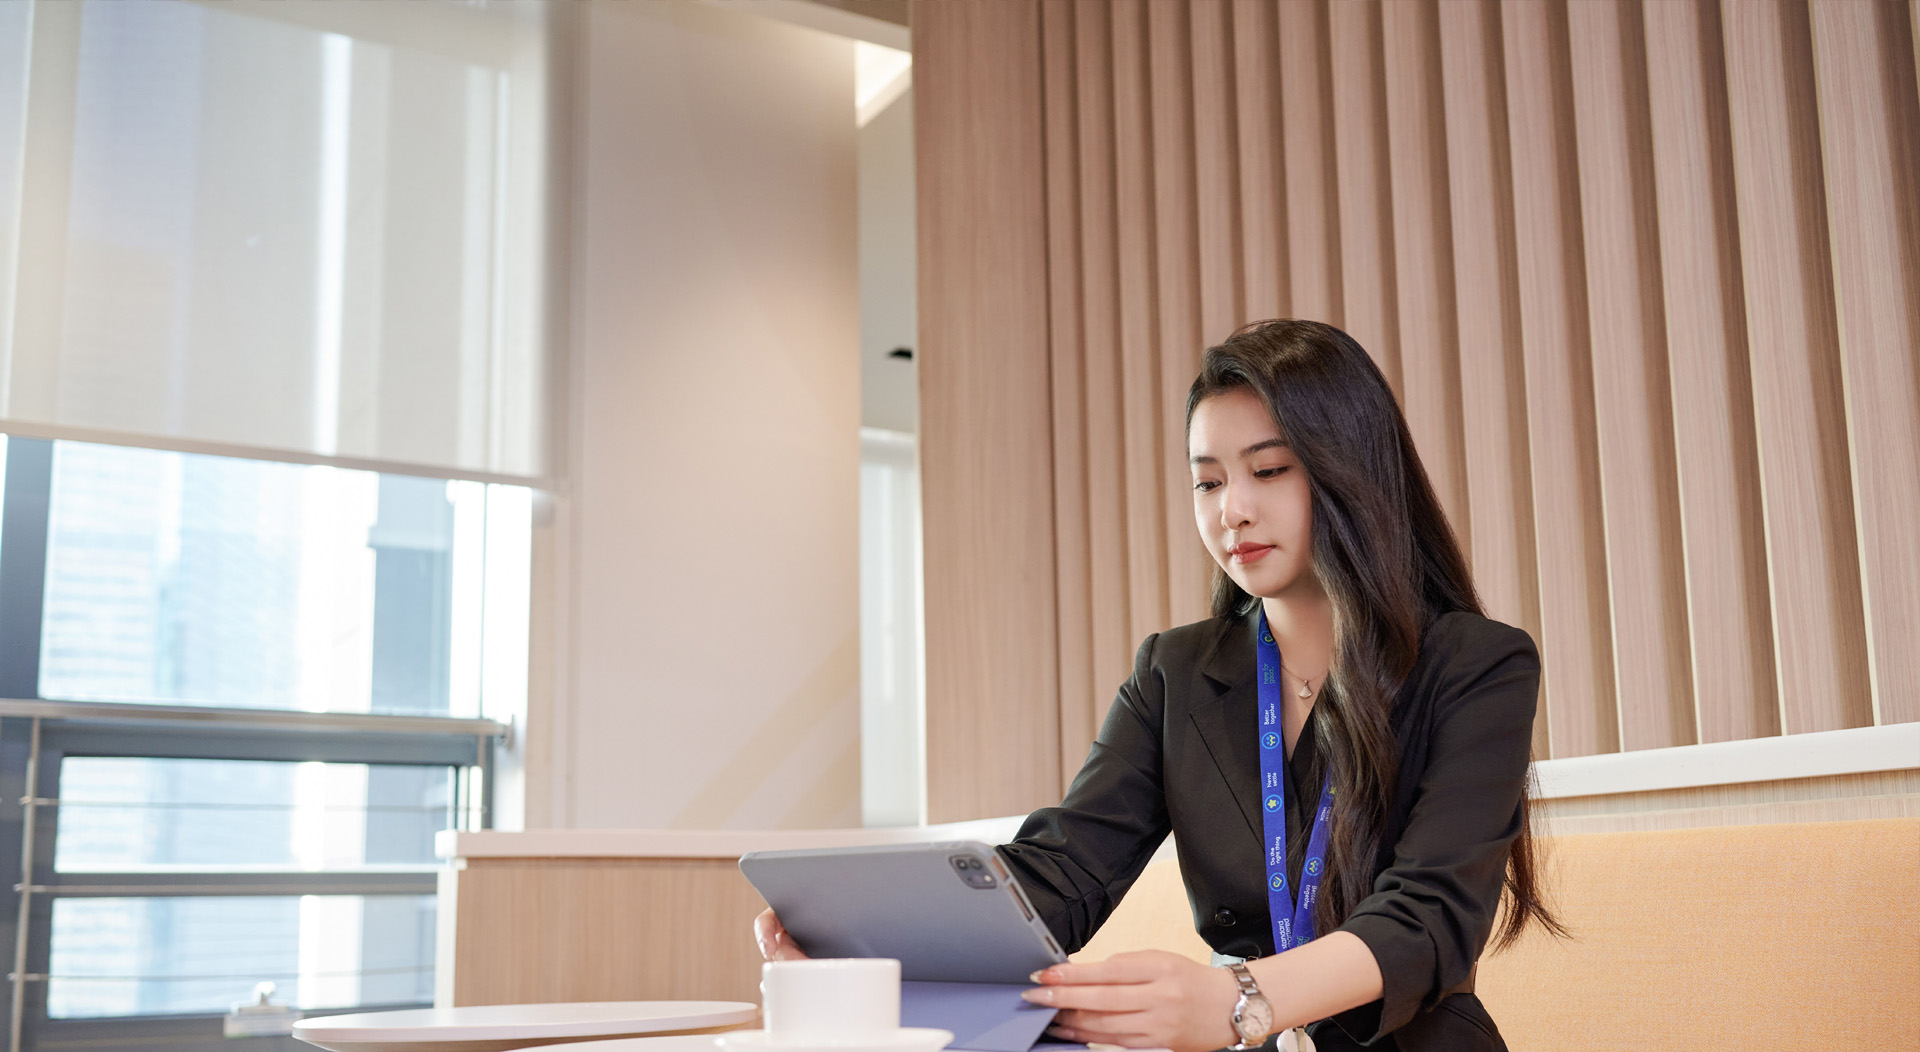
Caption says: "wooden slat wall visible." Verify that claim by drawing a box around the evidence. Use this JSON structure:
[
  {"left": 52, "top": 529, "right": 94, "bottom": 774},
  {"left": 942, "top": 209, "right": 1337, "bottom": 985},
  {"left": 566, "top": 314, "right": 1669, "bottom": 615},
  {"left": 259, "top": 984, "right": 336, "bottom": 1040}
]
[
  {"left": 1040, "top": 0, "right": 1095, "bottom": 776},
  {"left": 1642, "top": 0, "right": 1779, "bottom": 744},
  {"left": 1113, "top": 1, "right": 1170, "bottom": 661},
  {"left": 1068, "top": 0, "right": 1131, "bottom": 752},
  {"left": 1278, "top": 0, "right": 1340, "bottom": 324},
  {"left": 1503, "top": 0, "right": 1620, "bottom": 758},
  {"left": 1328, "top": 0, "right": 1401, "bottom": 389},
  {"left": 1233, "top": 0, "right": 1287, "bottom": 322},
  {"left": 916, "top": 0, "right": 1920, "bottom": 819},
  {"left": 1809, "top": 0, "right": 1920, "bottom": 726},
  {"left": 1383, "top": 0, "right": 1471, "bottom": 546},
  {"left": 1146, "top": 3, "right": 1212, "bottom": 638},
  {"left": 1567, "top": 0, "right": 1695, "bottom": 751},
  {"left": 913, "top": 0, "right": 1060, "bottom": 821},
  {"left": 1721, "top": 0, "right": 1873, "bottom": 734},
  {"left": 1436, "top": 0, "right": 1546, "bottom": 758}
]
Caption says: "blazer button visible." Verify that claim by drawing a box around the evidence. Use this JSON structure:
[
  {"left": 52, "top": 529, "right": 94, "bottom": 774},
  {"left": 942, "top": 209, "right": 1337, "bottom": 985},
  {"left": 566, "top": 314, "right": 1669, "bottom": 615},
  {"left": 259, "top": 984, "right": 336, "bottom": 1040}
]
[{"left": 1214, "top": 908, "right": 1237, "bottom": 928}]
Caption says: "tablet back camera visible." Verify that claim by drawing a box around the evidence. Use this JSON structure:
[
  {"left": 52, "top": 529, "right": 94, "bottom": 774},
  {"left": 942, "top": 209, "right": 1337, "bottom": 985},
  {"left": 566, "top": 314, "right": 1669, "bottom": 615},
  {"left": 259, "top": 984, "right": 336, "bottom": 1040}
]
[{"left": 949, "top": 854, "right": 998, "bottom": 889}]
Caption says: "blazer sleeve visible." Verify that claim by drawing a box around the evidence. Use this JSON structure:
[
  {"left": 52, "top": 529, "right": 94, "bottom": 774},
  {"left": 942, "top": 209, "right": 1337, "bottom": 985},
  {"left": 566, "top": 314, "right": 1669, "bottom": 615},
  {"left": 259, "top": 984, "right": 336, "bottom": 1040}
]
[
  {"left": 996, "top": 632, "right": 1174, "bottom": 954},
  {"left": 1331, "top": 620, "right": 1541, "bottom": 1042}
]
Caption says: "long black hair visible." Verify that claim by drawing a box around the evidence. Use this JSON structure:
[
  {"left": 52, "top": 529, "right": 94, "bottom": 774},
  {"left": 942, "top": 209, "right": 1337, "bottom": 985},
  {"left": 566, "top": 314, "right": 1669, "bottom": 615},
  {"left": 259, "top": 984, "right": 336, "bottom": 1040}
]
[{"left": 1186, "top": 319, "right": 1563, "bottom": 951}]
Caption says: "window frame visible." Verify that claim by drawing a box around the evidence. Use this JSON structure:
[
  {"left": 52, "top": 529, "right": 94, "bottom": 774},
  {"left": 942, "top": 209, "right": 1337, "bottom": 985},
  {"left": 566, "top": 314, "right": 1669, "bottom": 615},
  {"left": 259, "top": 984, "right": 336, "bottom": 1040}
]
[{"left": 0, "top": 436, "right": 508, "bottom": 1051}]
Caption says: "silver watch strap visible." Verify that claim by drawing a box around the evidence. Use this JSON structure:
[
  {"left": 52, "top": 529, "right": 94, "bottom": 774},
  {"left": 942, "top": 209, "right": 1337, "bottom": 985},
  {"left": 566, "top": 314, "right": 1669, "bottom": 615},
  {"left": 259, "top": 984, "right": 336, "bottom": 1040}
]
[{"left": 1228, "top": 961, "right": 1261, "bottom": 997}]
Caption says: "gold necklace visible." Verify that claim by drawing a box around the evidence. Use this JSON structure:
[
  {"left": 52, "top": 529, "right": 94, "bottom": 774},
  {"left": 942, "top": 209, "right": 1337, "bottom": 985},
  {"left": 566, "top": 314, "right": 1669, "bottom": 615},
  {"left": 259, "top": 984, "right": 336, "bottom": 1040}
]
[{"left": 1280, "top": 664, "right": 1320, "bottom": 700}]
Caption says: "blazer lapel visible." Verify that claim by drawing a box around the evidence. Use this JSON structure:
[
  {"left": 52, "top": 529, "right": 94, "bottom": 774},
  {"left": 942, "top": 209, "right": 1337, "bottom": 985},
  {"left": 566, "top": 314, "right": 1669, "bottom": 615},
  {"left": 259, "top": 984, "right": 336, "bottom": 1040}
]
[{"left": 1188, "top": 614, "right": 1265, "bottom": 845}]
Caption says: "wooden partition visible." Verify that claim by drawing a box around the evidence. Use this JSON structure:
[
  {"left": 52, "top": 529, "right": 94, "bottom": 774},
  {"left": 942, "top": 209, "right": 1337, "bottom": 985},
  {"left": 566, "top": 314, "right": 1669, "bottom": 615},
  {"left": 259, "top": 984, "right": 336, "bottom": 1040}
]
[
  {"left": 435, "top": 822, "right": 1027, "bottom": 1007},
  {"left": 915, "top": 0, "right": 1920, "bottom": 822},
  {"left": 439, "top": 857, "right": 769, "bottom": 1006}
]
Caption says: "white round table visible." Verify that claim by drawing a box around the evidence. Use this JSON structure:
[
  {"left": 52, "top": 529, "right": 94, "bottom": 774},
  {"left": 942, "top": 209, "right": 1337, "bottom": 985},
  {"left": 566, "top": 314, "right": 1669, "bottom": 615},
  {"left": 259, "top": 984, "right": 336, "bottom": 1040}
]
[
  {"left": 503, "top": 1037, "right": 731, "bottom": 1052},
  {"left": 291, "top": 1001, "right": 759, "bottom": 1052}
]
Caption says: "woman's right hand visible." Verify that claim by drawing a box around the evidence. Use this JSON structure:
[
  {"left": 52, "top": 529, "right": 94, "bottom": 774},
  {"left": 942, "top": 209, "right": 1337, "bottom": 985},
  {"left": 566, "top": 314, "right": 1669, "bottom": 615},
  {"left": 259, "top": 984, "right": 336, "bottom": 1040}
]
[{"left": 754, "top": 908, "right": 810, "bottom": 961}]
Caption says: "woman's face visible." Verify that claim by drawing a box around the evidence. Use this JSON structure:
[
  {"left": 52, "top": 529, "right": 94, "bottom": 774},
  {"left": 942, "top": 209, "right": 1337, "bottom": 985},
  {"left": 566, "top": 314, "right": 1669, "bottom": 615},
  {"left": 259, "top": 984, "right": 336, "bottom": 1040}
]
[{"left": 1188, "top": 388, "right": 1319, "bottom": 602}]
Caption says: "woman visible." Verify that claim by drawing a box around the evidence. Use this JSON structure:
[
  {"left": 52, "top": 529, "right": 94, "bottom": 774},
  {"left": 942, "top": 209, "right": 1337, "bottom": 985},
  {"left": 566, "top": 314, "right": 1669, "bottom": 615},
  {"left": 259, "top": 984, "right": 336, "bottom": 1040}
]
[{"left": 759, "top": 321, "right": 1561, "bottom": 1052}]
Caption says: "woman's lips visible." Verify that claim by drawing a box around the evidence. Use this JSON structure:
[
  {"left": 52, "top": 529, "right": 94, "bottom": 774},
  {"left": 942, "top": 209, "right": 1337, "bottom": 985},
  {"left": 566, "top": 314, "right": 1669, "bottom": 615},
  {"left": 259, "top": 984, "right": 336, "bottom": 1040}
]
[{"left": 1227, "top": 543, "right": 1274, "bottom": 563}]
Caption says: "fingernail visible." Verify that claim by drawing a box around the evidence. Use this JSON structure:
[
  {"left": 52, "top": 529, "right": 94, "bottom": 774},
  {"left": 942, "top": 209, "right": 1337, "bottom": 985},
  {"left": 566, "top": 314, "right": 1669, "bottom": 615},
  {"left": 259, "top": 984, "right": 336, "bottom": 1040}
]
[
  {"left": 1029, "top": 969, "right": 1048, "bottom": 983},
  {"left": 1019, "top": 989, "right": 1047, "bottom": 1004}
]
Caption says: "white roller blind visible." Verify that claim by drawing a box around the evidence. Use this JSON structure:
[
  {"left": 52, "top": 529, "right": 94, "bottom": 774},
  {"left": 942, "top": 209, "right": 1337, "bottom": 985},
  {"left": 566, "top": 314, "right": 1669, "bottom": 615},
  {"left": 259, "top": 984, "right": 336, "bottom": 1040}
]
[{"left": 0, "top": 0, "right": 550, "bottom": 480}]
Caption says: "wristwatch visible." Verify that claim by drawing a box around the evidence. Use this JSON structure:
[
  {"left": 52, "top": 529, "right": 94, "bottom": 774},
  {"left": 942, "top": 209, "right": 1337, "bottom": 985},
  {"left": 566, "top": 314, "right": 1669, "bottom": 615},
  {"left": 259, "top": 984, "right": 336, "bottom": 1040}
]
[{"left": 1225, "top": 962, "right": 1274, "bottom": 1050}]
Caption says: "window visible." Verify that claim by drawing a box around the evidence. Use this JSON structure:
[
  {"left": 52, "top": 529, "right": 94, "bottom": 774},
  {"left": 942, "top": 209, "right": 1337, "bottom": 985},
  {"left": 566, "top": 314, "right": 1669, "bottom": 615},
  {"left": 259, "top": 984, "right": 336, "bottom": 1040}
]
[
  {"left": 858, "top": 429, "right": 922, "bottom": 827},
  {"left": 35, "top": 440, "right": 530, "bottom": 718},
  {"left": 0, "top": 2, "right": 551, "bottom": 1043},
  {"left": 0, "top": 436, "right": 523, "bottom": 1050},
  {"left": 48, "top": 755, "right": 451, "bottom": 1018}
]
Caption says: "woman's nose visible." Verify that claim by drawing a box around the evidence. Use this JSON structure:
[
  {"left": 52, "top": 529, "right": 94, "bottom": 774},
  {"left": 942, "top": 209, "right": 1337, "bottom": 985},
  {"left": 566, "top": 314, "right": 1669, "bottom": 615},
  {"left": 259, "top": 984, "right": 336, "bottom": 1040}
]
[{"left": 1219, "top": 483, "right": 1254, "bottom": 530}]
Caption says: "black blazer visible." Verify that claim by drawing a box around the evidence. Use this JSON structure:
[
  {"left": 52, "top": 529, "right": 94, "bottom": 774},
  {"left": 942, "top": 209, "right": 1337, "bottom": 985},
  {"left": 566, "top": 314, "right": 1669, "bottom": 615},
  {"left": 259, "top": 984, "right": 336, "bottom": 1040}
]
[{"left": 998, "top": 610, "right": 1541, "bottom": 1052}]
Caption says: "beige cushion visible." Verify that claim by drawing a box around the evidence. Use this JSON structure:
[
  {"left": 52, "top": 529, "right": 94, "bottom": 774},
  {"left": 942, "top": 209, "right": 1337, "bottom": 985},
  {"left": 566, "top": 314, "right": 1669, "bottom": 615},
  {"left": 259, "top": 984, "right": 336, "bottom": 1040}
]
[
  {"left": 1067, "top": 818, "right": 1920, "bottom": 1050},
  {"left": 1478, "top": 817, "right": 1919, "bottom": 1050}
]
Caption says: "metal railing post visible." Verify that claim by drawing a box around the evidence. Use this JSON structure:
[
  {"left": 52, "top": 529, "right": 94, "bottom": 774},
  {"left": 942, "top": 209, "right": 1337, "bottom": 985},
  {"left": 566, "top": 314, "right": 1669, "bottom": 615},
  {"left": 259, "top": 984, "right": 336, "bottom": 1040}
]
[{"left": 10, "top": 718, "right": 43, "bottom": 1052}]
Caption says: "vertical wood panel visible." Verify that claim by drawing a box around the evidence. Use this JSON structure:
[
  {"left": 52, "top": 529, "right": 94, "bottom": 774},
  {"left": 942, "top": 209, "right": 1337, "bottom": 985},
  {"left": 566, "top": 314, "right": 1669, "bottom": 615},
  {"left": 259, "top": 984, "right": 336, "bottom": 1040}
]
[
  {"left": 1072, "top": 0, "right": 1138, "bottom": 708},
  {"left": 1328, "top": 0, "right": 1401, "bottom": 388},
  {"left": 1722, "top": 0, "right": 1873, "bottom": 734},
  {"left": 1810, "top": 0, "right": 1920, "bottom": 726},
  {"left": 1232, "top": 0, "right": 1287, "bottom": 321},
  {"left": 915, "top": 0, "right": 1917, "bottom": 805},
  {"left": 914, "top": 0, "right": 1059, "bottom": 820},
  {"left": 1148, "top": 1, "right": 1213, "bottom": 630},
  {"left": 1190, "top": 0, "right": 1243, "bottom": 342},
  {"left": 1040, "top": 0, "right": 1097, "bottom": 776},
  {"left": 1278, "top": 0, "right": 1343, "bottom": 325},
  {"left": 1111, "top": 0, "right": 1170, "bottom": 648},
  {"left": 1382, "top": 0, "right": 1471, "bottom": 549},
  {"left": 1642, "top": 0, "right": 1779, "bottom": 743},
  {"left": 1503, "top": 0, "right": 1617, "bottom": 758},
  {"left": 1438, "top": 0, "right": 1546, "bottom": 758},
  {"left": 1567, "top": 0, "right": 1694, "bottom": 751}
]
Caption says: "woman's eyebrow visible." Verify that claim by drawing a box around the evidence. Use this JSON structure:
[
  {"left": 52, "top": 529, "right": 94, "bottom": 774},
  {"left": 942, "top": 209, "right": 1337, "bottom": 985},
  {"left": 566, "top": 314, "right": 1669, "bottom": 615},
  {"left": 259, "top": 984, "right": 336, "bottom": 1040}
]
[{"left": 1189, "top": 437, "right": 1289, "bottom": 466}]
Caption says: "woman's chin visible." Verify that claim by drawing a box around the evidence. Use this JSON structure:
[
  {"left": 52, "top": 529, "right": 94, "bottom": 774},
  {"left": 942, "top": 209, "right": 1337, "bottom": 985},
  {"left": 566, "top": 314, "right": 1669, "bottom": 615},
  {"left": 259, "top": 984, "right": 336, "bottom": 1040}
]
[
  {"left": 1228, "top": 570, "right": 1285, "bottom": 600},
  {"left": 1230, "top": 566, "right": 1316, "bottom": 603}
]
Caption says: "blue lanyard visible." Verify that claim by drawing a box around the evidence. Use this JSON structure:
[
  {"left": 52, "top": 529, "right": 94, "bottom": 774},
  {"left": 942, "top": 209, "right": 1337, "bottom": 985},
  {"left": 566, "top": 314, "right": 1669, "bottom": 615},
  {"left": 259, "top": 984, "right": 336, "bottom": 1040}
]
[{"left": 1257, "top": 609, "right": 1337, "bottom": 952}]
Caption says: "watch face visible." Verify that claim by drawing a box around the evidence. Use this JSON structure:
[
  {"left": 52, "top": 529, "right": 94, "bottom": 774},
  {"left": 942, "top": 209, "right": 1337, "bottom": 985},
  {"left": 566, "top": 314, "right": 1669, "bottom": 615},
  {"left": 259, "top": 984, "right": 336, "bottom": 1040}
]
[{"left": 1235, "top": 995, "right": 1274, "bottom": 1042}]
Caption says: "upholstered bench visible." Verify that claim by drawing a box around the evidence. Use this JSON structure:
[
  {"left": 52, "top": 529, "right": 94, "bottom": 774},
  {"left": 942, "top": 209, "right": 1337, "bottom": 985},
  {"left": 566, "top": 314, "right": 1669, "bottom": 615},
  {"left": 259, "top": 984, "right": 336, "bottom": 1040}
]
[{"left": 1073, "top": 817, "right": 1920, "bottom": 1050}]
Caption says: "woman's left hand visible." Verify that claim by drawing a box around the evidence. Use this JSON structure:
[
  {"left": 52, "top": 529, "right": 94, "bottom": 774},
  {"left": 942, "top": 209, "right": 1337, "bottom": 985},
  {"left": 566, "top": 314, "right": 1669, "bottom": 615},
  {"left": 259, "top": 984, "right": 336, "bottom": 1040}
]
[{"left": 1019, "top": 950, "right": 1241, "bottom": 1052}]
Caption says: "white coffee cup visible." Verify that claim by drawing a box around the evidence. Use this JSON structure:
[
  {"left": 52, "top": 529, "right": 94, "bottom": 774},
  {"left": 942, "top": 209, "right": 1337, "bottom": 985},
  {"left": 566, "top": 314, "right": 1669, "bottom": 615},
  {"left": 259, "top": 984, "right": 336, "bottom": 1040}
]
[{"left": 761, "top": 958, "right": 902, "bottom": 1045}]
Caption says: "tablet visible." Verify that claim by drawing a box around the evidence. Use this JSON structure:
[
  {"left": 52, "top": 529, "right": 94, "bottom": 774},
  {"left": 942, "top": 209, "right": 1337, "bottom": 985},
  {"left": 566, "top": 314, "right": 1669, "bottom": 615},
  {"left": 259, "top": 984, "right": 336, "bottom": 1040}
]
[{"left": 739, "top": 841, "right": 1068, "bottom": 983}]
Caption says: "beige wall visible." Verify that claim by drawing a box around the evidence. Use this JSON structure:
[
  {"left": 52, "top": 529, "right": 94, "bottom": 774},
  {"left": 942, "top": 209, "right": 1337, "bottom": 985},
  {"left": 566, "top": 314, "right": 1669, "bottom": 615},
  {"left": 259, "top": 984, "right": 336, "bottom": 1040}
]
[
  {"left": 915, "top": 0, "right": 1920, "bottom": 821},
  {"left": 859, "top": 88, "right": 918, "bottom": 433},
  {"left": 522, "top": 0, "right": 861, "bottom": 830}
]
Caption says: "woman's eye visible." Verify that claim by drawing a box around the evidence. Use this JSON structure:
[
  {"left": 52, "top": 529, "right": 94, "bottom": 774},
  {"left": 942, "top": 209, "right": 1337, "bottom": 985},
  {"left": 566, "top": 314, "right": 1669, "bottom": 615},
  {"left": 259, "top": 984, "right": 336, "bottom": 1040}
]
[
  {"left": 1193, "top": 479, "right": 1220, "bottom": 493},
  {"left": 1254, "top": 466, "right": 1291, "bottom": 479}
]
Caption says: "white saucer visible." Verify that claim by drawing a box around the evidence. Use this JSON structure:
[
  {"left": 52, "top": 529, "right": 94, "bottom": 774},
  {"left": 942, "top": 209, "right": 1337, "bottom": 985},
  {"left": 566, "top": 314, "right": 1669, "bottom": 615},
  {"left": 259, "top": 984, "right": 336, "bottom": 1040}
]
[{"left": 714, "top": 1027, "right": 953, "bottom": 1052}]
